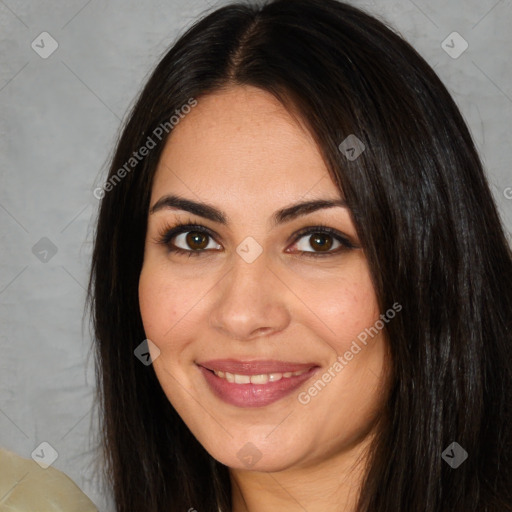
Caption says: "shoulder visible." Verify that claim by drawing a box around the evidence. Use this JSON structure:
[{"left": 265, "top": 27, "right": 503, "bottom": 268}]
[{"left": 0, "top": 446, "right": 97, "bottom": 511}]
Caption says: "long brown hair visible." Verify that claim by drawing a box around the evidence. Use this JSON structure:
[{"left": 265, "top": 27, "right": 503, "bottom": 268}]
[{"left": 87, "top": 0, "right": 512, "bottom": 510}]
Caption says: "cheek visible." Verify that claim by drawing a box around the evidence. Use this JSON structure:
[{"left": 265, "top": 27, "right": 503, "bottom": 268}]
[
  {"left": 324, "top": 283, "right": 379, "bottom": 345},
  {"left": 139, "top": 254, "right": 208, "bottom": 322},
  {"left": 296, "top": 258, "right": 380, "bottom": 348},
  {"left": 138, "top": 264, "right": 180, "bottom": 343}
]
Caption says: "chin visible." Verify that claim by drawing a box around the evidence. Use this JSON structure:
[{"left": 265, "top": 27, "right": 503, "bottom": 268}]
[{"left": 203, "top": 433, "right": 311, "bottom": 473}]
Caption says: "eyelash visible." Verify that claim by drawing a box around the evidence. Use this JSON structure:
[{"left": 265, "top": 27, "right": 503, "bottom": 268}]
[{"left": 153, "top": 217, "right": 358, "bottom": 259}]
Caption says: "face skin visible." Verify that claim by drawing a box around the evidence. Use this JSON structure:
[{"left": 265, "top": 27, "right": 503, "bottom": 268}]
[{"left": 138, "top": 85, "right": 392, "bottom": 512}]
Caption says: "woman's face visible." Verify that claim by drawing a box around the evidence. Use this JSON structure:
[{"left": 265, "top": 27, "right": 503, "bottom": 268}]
[{"left": 139, "top": 85, "right": 391, "bottom": 472}]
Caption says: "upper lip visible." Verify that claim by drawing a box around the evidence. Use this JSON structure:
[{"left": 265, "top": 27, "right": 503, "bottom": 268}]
[{"left": 198, "top": 359, "right": 318, "bottom": 375}]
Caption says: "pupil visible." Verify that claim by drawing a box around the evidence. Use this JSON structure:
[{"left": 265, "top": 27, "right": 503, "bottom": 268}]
[
  {"left": 183, "top": 232, "right": 333, "bottom": 252},
  {"left": 187, "top": 231, "right": 208, "bottom": 250},
  {"left": 311, "top": 234, "right": 332, "bottom": 252}
]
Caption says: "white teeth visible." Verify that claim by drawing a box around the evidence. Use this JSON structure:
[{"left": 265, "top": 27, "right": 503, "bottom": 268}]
[
  {"left": 212, "top": 368, "right": 309, "bottom": 383},
  {"left": 250, "top": 373, "right": 269, "bottom": 384},
  {"left": 234, "top": 373, "right": 251, "bottom": 384}
]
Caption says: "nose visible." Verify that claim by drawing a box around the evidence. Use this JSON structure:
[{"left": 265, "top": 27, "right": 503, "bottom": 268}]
[{"left": 208, "top": 251, "right": 291, "bottom": 342}]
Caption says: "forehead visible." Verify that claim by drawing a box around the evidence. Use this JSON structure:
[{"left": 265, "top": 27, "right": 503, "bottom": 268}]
[{"left": 151, "top": 85, "right": 340, "bottom": 207}]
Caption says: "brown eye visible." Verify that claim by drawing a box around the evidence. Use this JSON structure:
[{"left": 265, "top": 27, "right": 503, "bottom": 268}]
[
  {"left": 185, "top": 231, "right": 210, "bottom": 250},
  {"left": 288, "top": 226, "right": 357, "bottom": 258},
  {"left": 157, "top": 222, "right": 357, "bottom": 259},
  {"left": 308, "top": 233, "right": 334, "bottom": 252},
  {"left": 173, "top": 230, "right": 220, "bottom": 252},
  {"left": 293, "top": 232, "right": 341, "bottom": 254}
]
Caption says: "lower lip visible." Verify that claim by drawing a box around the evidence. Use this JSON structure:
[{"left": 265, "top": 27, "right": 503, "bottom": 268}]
[{"left": 198, "top": 365, "right": 319, "bottom": 408}]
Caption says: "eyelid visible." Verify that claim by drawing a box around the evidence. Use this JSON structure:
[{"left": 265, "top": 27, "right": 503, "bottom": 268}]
[
  {"left": 153, "top": 217, "right": 359, "bottom": 256},
  {"left": 290, "top": 224, "right": 358, "bottom": 249}
]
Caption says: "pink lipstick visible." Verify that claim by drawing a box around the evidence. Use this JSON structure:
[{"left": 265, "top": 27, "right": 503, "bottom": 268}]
[{"left": 197, "top": 359, "right": 319, "bottom": 407}]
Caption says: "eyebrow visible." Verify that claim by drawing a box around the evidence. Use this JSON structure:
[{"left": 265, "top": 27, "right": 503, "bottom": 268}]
[{"left": 149, "top": 194, "right": 348, "bottom": 227}]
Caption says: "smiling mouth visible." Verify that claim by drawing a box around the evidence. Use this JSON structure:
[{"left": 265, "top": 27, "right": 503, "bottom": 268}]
[
  {"left": 197, "top": 360, "right": 320, "bottom": 407},
  {"left": 211, "top": 368, "right": 309, "bottom": 384},
  {"left": 198, "top": 358, "right": 318, "bottom": 374}
]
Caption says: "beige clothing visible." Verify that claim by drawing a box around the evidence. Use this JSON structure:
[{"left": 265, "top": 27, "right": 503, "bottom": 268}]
[{"left": 0, "top": 447, "right": 97, "bottom": 511}]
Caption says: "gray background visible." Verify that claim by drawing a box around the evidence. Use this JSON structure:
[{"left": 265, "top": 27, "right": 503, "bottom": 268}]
[{"left": 1, "top": 0, "right": 511, "bottom": 510}]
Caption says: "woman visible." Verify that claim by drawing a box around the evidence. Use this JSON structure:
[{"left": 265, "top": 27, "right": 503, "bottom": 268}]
[{"left": 87, "top": 0, "right": 512, "bottom": 510}]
